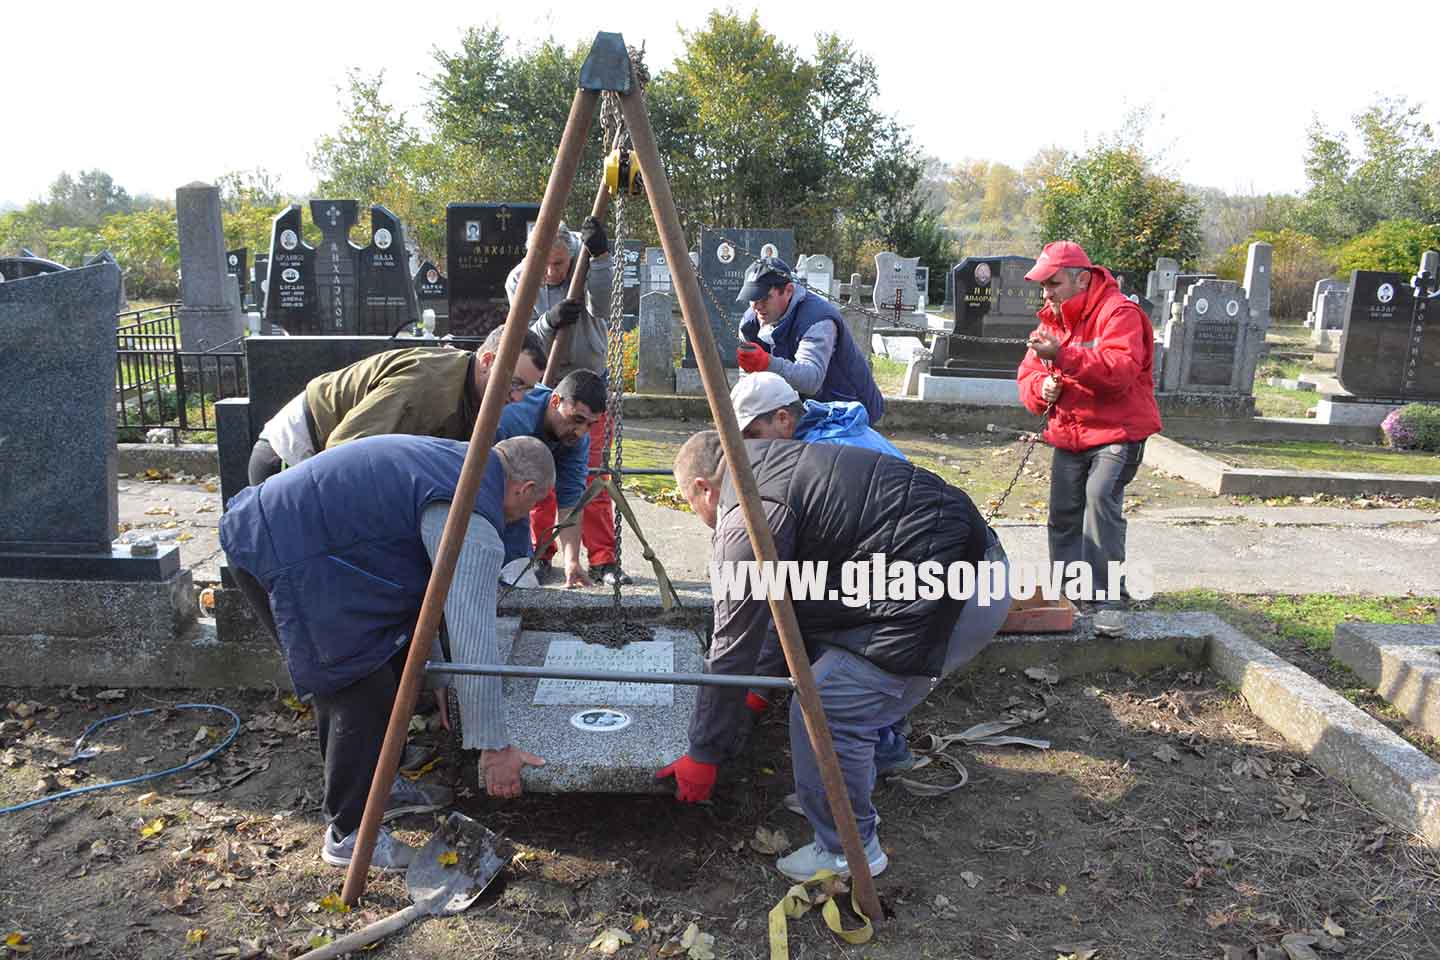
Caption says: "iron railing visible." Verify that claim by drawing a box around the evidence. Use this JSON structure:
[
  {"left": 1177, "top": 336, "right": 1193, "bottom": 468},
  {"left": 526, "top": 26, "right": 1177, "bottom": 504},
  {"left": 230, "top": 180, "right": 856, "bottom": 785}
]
[{"left": 116, "top": 304, "right": 247, "bottom": 441}]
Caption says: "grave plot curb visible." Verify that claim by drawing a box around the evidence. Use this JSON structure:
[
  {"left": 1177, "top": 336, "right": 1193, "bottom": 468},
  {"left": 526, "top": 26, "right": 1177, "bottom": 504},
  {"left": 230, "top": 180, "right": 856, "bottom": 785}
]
[
  {"left": 118, "top": 443, "right": 221, "bottom": 477},
  {"left": 1202, "top": 613, "right": 1440, "bottom": 845},
  {"left": 1145, "top": 435, "right": 1440, "bottom": 499},
  {"left": 1333, "top": 623, "right": 1440, "bottom": 740}
]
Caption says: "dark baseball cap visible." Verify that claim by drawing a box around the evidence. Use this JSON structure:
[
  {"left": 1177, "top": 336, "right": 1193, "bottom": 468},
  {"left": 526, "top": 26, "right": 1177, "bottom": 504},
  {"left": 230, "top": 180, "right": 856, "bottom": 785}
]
[{"left": 736, "top": 256, "right": 795, "bottom": 304}]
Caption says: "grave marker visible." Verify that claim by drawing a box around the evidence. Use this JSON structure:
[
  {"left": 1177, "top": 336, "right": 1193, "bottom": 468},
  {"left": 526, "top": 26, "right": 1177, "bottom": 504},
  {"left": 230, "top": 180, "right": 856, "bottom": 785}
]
[
  {"left": 227, "top": 247, "right": 247, "bottom": 308},
  {"left": 262, "top": 205, "right": 317, "bottom": 333},
  {"left": 643, "top": 246, "right": 671, "bottom": 295},
  {"left": 636, "top": 292, "right": 675, "bottom": 393},
  {"left": 795, "top": 254, "right": 835, "bottom": 297},
  {"left": 1336, "top": 269, "right": 1440, "bottom": 401},
  {"left": 1163, "top": 280, "right": 1251, "bottom": 393},
  {"left": 618, "top": 238, "right": 643, "bottom": 328},
  {"left": 356, "top": 204, "right": 418, "bottom": 335},
  {"left": 310, "top": 199, "right": 360, "bottom": 333},
  {"left": 413, "top": 259, "right": 449, "bottom": 323},
  {"left": 176, "top": 182, "right": 244, "bottom": 350},
  {"left": 688, "top": 227, "right": 794, "bottom": 367},
  {"left": 446, "top": 202, "right": 537, "bottom": 337},
  {"left": 251, "top": 253, "right": 269, "bottom": 310},
  {"left": 935, "top": 256, "right": 1041, "bottom": 377},
  {"left": 872, "top": 252, "right": 920, "bottom": 312}
]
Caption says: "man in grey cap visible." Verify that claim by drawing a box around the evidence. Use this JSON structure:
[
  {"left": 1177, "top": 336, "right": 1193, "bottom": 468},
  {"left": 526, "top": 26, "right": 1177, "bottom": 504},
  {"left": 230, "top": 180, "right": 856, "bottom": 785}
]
[{"left": 736, "top": 257, "right": 886, "bottom": 425}]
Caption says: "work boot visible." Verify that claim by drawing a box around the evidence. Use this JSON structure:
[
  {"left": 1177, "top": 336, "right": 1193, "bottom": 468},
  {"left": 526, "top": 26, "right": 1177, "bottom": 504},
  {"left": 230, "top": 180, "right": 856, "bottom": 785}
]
[
  {"left": 321, "top": 824, "right": 416, "bottom": 871},
  {"left": 384, "top": 776, "right": 453, "bottom": 822},
  {"left": 775, "top": 833, "right": 888, "bottom": 882},
  {"left": 589, "top": 563, "right": 632, "bottom": 586}
]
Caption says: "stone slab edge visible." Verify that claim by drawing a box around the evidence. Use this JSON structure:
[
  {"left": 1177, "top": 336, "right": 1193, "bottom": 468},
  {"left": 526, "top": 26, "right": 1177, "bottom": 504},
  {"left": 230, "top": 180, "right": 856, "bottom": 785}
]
[
  {"left": 118, "top": 443, "right": 221, "bottom": 477},
  {"left": 1203, "top": 613, "right": 1440, "bottom": 844},
  {"left": 1333, "top": 623, "right": 1440, "bottom": 740},
  {"left": 1144, "top": 435, "right": 1440, "bottom": 499}
]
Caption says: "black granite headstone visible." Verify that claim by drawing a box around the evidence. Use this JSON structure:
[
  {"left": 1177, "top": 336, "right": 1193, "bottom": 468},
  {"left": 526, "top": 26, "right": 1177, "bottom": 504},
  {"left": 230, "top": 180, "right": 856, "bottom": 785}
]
[
  {"left": 689, "top": 227, "right": 796, "bottom": 367},
  {"left": 1337, "top": 270, "right": 1440, "bottom": 401},
  {"left": 309, "top": 199, "right": 361, "bottom": 333},
  {"left": 445, "top": 202, "right": 538, "bottom": 338},
  {"left": 263, "top": 205, "right": 317, "bottom": 333},
  {"left": 356, "top": 205, "right": 419, "bottom": 335},
  {"left": 0, "top": 255, "right": 67, "bottom": 281},
  {"left": 227, "top": 247, "right": 247, "bottom": 308},
  {"left": 251, "top": 254, "right": 269, "bottom": 309},
  {"left": 414, "top": 259, "right": 449, "bottom": 322},
  {"left": 619, "top": 238, "right": 643, "bottom": 330},
  {"left": 935, "top": 256, "right": 1041, "bottom": 378}
]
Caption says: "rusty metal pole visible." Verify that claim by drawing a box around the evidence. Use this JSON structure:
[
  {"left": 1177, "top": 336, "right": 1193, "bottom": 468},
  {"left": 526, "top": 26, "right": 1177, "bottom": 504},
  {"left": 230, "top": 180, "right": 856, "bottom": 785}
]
[
  {"left": 617, "top": 77, "right": 885, "bottom": 924},
  {"left": 341, "top": 87, "right": 600, "bottom": 906},
  {"left": 542, "top": 127, "right": 626, "bottom": 388}
]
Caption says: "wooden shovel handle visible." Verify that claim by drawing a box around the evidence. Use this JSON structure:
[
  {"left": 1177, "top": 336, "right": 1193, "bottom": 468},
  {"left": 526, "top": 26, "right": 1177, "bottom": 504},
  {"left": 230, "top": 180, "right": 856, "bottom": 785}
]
[{"left": 293, "top": 901, "right": 430, "bottom": 960}]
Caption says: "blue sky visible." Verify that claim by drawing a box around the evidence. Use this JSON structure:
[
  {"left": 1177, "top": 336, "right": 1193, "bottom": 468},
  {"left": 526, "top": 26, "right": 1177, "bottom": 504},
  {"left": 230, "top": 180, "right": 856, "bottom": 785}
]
[{"left": 6, "top": 0, "right": 1433, "bottom": 208}]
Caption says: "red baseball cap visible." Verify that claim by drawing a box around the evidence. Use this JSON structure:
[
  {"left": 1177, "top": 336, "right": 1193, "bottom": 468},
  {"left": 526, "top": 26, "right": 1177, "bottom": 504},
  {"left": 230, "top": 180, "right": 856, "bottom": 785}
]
[{"left": 1025, "top": 240, "right": 1094, "bottom": 282}]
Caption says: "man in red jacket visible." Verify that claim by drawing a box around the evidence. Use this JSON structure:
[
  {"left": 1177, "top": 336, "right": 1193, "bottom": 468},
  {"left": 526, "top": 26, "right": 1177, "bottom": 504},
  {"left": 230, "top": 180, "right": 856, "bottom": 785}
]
[{"left": 1016, "top": 241, "right": 1161, "bottom": 607}]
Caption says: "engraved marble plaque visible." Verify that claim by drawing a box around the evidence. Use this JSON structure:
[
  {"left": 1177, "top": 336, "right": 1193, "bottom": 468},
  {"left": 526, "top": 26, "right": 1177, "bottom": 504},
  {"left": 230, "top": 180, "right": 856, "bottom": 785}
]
[{"left": 532, "top": 640, "right": 675, "bottom": 706}]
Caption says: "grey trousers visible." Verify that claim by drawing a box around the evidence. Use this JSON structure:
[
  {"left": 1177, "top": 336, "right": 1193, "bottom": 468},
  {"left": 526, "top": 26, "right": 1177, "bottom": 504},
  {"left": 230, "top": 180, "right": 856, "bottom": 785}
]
[
  {"left": 790, "top": 539, "right": 1012, "bottom": 853},
  {"left": 1048, "top": 441, "right": 1145, "bottom": 601}
]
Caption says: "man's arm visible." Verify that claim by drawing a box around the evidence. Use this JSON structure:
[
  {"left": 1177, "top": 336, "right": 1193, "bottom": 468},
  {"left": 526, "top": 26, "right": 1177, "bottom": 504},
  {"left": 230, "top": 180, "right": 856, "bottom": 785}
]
[
  {"left": 1015, "top": 343, "right": 1053, "bottom": 414},
  {"left": 687, "top": 500, "right": 796, "bottom": 764},
  {"left": 583, "top": 252, "right": 614, "bottom": 322},
  {"left": 1053, "top": 303, "right": 1150, "bottom": 395},
  {"left": 767, "top": 319, "right": 836, "bottom": 396},
  {"left": 554, "top": 437, "right": 592, "bottom": 587}
]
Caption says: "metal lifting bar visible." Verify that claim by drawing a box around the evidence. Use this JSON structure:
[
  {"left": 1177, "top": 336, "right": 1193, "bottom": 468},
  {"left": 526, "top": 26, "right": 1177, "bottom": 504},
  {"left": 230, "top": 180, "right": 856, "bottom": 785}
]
[{"left": 426, "top": 662, "right": 795, "bottom": 690}]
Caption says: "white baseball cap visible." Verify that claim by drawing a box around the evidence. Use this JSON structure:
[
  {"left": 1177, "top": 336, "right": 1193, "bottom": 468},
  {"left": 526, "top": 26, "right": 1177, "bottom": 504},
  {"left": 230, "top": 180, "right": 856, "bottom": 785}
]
[{"left": 730, "top": 372, "right": 800, "bottom": 430}]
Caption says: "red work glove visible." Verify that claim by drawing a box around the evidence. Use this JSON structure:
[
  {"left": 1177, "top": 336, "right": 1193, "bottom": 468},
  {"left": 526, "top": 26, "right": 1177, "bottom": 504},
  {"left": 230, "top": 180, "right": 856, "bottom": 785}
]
[
  {"left": 655, "top": 755, "right": 717, "bottom": 803},
  {"left": 736, "top": 343, "right": 771, "bottom": 373},
  {"left": 745, "top": 692, "right": 770, "bottom": 715}
]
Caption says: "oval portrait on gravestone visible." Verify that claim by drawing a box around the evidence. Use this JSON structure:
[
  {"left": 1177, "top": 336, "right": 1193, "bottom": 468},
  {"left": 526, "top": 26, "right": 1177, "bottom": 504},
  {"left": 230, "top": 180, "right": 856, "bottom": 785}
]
[
  {"left": 228, "top": 254, "right": 238, "bottom": 267},
  {"left": 570, "top": 708, "right": 631, "bottom": 732},
  {"left": 1378, "top": 283, "right": 1395, "bottom": 304},
  {"left": 281, "top": 267, "right": 300, "bottom": 284},
  {"left": 426, "top": 268, "right": 439, "bottom": 284},
  {"left": 761, "top": 243, "right": 778, "bottom": 259},
  {"left": 280, "top": 229, "right": 298, "bottom": 251},
  {"left": 974, "top": 263, "right": 992, "bottom": 286},
  {"left": 1226, "top": 299, "right": 1240, "bottom": 317},
  {"left": 373, "top": 228, "right": 392, "bottom": 250},
  {"left": 717, "top": 242, "right": 735, "bottom": 264},
  {"left": 1196, "top": 298, "right": 1210, "bottom": 316}
]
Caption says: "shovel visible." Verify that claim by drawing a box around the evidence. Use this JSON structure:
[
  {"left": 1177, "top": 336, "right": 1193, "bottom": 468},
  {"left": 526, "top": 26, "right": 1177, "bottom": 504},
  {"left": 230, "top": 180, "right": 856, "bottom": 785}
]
[{"left": 297, "top": 812, "right": 506, "bottom": 960}]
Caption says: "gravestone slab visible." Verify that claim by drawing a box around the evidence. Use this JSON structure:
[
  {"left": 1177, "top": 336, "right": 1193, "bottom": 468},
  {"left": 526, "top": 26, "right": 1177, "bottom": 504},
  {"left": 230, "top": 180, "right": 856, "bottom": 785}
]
[
  {"left": 872, "top": 252, "right": 920, "bottom": 312},
  {"left": 251, "top": 253, "right": 270, "bottom": 311},
  {"left": 643, "top": 247, "right": 672, "bottom": 295},
  {"left": 1337, "top": 269, "right": 1440, "bottom": 401},
  {"left": 1169, "top": 280, "right": 1251, "bottom": 394},
  {"left": 356, "top": 204, "right": 419, "bottom": 335},
  {"left": 176, "top": 182, "right": 243, "bottom": 350},
  {"left": 503, "top": 627, "right": 702, "bottom": 793},
  {"left": 413, "top": 260, "right": 449, "bottom": 322},
  {"left": 309, "top": 199, "right": 361, "bottom": 333},
  {"left": 1310, "top": 278, "right": 1345, "bottom": 322},
  {"left": 636, "top": 292, "right": 674, "bottom": 394},
  {"left": 1312, "top": 286, "right": 1350, "bottom": 348},
  {"left": 227, "top": 247, "right": 247, "bottom": 308},
  {"left": 689, "top": 228, "right": 795, "bottom": 367},
  {"left": 795, "top": 254, "right": 834, "bottom": 297},
  {"left": 944, "top": 263, "right": 957, "bottom": 309},
  {"left": 446, "top": 202, "right": 538, "bottom": 337},
  {"left": 618, "top": 238, "right": 643, "bottom": 328},
  {"left": 532, "top": 640, "right": 675, "bottom": 706},
  {"left": 0, "top": 254, "right": 67, "bottom": 282},
  {"left": 262, "top": 205, "right": 317, "bottom": 334},
  {"left": 937, "top": 256, "right": 1041, "bottom": 378},
  {"left": 0, "top": 262, "right": 179, "bottom": 580},
  {"left": 914, "top": 265, "right": 930, "bottom": 310},
  {"left": 1243, "top": 241, "right": 1273, "bottom": 328}
]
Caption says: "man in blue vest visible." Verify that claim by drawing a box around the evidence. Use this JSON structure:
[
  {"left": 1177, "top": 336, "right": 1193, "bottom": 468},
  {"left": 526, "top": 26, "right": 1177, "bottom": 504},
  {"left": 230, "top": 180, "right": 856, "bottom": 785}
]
[
  {"left": 220, "top": 435, "right": 554, "bottom": 871},
  {"left": 736, "top": 257, "right": 885, "bottom": 425}
]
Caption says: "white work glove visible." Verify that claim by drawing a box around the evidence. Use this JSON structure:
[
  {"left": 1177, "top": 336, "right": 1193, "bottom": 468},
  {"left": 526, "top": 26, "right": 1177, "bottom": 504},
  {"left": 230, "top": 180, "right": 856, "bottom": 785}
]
[{"left": 499, "top": 557, "right": 540, "bottom": 589}]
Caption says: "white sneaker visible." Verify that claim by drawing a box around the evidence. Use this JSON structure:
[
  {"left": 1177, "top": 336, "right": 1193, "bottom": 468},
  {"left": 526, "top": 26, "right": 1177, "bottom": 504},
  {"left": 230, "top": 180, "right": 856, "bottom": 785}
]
[
  {"left": 384, "top": 776, "right": 453, "bottom": 822},
  {"left": 775, "top": 833, "right": 888, "bottom": 882},
  {"left": 321, "top": 825, "right": 416, "bottom": 871}
]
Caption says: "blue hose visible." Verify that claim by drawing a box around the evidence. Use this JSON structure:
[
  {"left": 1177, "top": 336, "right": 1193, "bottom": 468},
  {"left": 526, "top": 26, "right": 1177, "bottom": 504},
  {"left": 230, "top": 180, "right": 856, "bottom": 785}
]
[{"left": 0, "top": 703, "right": 242, "bottom": 815}]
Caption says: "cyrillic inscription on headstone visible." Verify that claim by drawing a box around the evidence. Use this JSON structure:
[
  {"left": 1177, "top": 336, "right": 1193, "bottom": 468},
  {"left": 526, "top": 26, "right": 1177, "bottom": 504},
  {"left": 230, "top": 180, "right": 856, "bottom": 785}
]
[{"left": 532, "top": 640, "right": 675, "bottom": 706}]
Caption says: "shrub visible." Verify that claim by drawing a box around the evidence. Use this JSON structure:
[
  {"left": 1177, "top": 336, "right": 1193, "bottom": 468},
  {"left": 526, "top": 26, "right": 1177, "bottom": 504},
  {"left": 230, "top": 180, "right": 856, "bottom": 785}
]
[{"left": 1381, "top": 403, "right": 1440, "bottom": 451}]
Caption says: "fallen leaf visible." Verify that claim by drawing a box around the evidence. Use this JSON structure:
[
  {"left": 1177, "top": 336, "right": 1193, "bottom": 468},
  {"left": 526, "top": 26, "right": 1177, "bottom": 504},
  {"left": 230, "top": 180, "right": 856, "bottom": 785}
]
[
  {"left": 398, "top": 756, "right": 442, "bottom": 781},
  {"left": 1056, "top": 884, "right": 1067, "bottom": 896},
  {"left": 1024, "top": 665, "right": 1060, "bottom": 686},
  {"left": 306, "top": 934, "right": 332, "bottom": 949},
  {"left": 1051, "top": 944, "right": 1097, "bottom": 960},
  {"left": 437, "top": 851, "right": 459, "bottom": 867},
  {"left": 138, "top": 791, "right": 159, "bottom": 806},
  {"left": 1280, "top": 932, "right": 1320, "bottom": 960},
  {"left": 961, "top": 870, "right": 981, "bottom": 888},
  {"left": 1276, "top": 791, "right": 1311, "bottom": 822},
  {"left": 318, "top": 893, "right": 349, "bottom": 915},
  {"left": 588, "top": 928, "right": 633, "bottom": 955},
  {"left": 1322, "top": 916, "right": 1345, "bottom": 938},
  {"left": 185, "top": 928, "right": 207, "bottom": 946},
  {"left": 4, "top": 931, "right": 31, "bottom": 955},
  {"left": 1153, "top": 744, "right": 1181, "bottom": 764},
  {"left": 95, "top": 689, "right": 127, "bottom": 702},
  {"left": 630, "top": 915, "right": 650, "bottom": 933},
  {"left": 140, "top": 818, "right": 166, "bottom": 838},
  {"left": 749, "top": 826, "right": 788, "bottom": 855},
  {"left": 680, "top": 922, "right": 716, "bottom": 960},
  {"left": 280, "top": 694, "right": 310, "bottom": 715}
]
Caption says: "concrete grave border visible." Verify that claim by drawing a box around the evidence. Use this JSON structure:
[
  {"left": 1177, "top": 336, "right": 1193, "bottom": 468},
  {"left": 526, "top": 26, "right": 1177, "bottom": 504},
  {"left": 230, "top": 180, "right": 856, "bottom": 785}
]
[
  {"left": 1145, "top": 434, "right": 1440, "bottom": 498},
  {"left": 1334, "top": 623, "right": 1440, "bottom": 741}
]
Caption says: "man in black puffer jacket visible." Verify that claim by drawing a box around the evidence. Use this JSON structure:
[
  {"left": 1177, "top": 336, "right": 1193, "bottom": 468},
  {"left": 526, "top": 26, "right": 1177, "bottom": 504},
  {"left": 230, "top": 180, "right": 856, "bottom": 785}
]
[{"left": 656, "top": 432, "right": 1012, "bottom": 881}]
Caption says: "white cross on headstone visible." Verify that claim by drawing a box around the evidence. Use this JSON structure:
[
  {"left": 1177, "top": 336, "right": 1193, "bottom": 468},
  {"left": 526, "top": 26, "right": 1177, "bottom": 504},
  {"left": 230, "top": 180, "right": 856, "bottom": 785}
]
[
  {"left": 325, "top": 205, "right": 340, "bottom": 228},
  {"left": 496, "top": 207, "right": 512, "bottom": 231}
]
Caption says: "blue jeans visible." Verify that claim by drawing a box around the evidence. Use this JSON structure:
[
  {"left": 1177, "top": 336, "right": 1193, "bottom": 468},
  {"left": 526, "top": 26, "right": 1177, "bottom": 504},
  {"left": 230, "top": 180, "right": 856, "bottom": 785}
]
[{"left": 791, "top": 540, "right": 1012, "bottom": 853}]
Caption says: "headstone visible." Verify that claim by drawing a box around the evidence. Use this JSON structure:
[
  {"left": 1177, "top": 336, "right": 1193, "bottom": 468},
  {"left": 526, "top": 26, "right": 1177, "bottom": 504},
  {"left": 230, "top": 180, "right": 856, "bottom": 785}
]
[
  {"left": 1243, "top": 241, "right": 1273, "bottom": 329},
  {"left": 914, "top": 265, "right": 930, "bottom": 311},
  {"left": 251, "top": 253, "right": 270, "bottom": 310},
  {"left": 944, "top": 263, "right": 957, "bottom": 309},
  {"left": 175, "top": 182, "right": 244, "bottom": 351},
  {"left": 309, "top": 199, "right": 361, "bottom": 333},
  {"left": 689, "top": 228, "right": 795, "bottom": 367},
  {"left": 643, "top": 247, "right": 672, "bottom": 295},
  {"left": 0, "top": 261, "right": 177, "bottom": 580},
  {"left": 0, "top": 254, "right": 67, "bottom": 282},
  {"left": 84, "top": 251, "right": 128, "bottom": 313},
  {"left": 1311, "top": 286, "right": 1350, "bottom": 347},
  {"left": 636, "top": 292, "right": 675, "bottom": 394},
  {"left": 356, "top": 204, "right": 419, "bottom": 335},
  {"left": 413, "top": 259, "right": 449, "bottom": 323},
  {"left": 1310, "top": 278, "right": 1345, "bottom": 324},
  {"left": 1336, "top": 268, "right": 1440, "bottom": 401},
  {"left": 262, "top": 205, "right": 317, "bottom": 334},
  {"left": 795, "top": 254, "right": 835, "bottom": 297},
  {"left": 872, "top": 252, "right": 920, "bottom": 312},
  {"left": 1162, "top": 280, "right": 1251, "bottom": 394},
  {"left": 936, "top": 256, "right": 1042, "bottom": 378},
  {"left": 227, "top": 247, "right": 247, "bottom": 309},
  {"left": 618, "top": 239, "right": 643, "bottom": 329},
  {"left": 445, "top": 202, "right": 538, "bottom": 338}
]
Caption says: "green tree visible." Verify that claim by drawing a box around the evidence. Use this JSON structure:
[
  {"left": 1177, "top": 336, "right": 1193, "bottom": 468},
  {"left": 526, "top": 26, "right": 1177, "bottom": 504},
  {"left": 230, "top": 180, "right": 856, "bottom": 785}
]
[
  {"left": 1036, "top": 141, "right": 1201, "bottom": 283},
  {"left": 1335, "top": 218, "right": 1440, "bottom": 274},
  {"left": 1213, "top": 228, "right": 1335, "bottom": 322},
  {"left": 46, "top": 169, "right": 133, "bottom": 228}
]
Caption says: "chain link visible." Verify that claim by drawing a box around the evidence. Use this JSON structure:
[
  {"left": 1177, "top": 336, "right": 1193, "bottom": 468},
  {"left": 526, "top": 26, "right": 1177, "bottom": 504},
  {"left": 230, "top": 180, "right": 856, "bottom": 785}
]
[{"left": 599, "top": 91, "right": 629, "bottom": 612}]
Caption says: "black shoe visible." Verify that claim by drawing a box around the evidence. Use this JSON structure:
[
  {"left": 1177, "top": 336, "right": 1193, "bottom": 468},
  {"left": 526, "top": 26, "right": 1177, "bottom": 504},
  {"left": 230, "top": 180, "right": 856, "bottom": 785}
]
[{"left": 590, "top": 563, "right": 632, "bottom": 586}]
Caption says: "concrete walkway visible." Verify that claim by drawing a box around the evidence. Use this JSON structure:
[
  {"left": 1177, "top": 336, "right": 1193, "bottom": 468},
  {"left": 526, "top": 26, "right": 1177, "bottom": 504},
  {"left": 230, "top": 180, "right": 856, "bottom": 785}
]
[{"left": 122, "top": 476, "right": 1440, "bottom": 598}]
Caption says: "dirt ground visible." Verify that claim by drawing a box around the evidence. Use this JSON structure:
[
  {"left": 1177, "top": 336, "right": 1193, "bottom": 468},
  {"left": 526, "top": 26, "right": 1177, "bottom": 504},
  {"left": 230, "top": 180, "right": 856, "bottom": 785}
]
[{"left": 4, "top": 668, "right": 1438, "bottom": 959}]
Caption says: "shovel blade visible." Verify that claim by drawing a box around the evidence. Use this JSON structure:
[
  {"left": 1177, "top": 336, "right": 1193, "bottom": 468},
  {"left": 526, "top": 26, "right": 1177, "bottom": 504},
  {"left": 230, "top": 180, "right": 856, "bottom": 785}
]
[{"left": 406, "top": 812, "right": 505, "bottom": 915}]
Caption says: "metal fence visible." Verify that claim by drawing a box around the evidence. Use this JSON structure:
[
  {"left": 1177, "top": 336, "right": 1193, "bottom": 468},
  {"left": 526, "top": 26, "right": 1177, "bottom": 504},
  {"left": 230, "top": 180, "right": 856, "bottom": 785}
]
[{"left": 116, "top": 303, "right": 248, "bottom": 441}]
